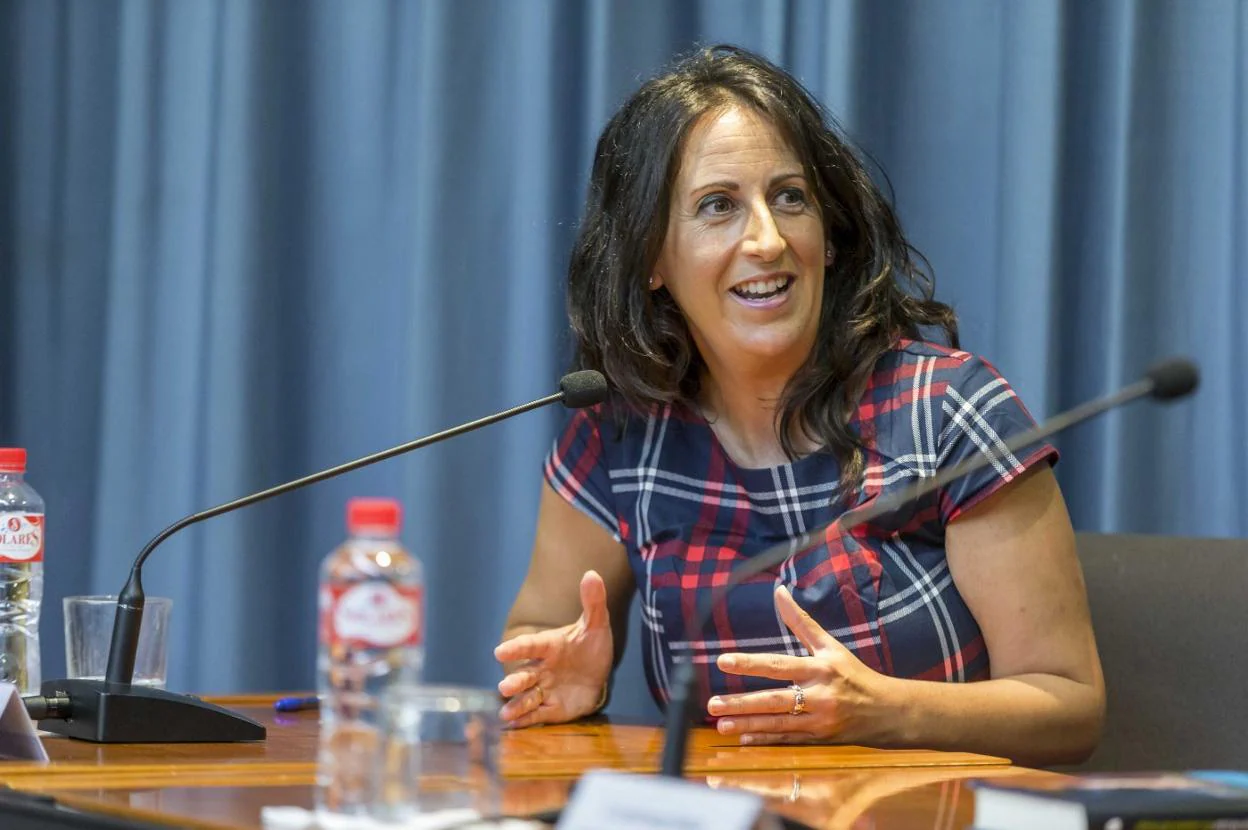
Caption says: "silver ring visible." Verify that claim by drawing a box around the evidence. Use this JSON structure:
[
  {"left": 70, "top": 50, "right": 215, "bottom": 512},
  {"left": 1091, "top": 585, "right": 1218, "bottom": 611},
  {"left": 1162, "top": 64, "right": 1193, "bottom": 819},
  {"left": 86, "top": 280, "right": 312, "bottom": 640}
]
[{"left": 789, "top": 683, "right": 807, "bottom": 715}]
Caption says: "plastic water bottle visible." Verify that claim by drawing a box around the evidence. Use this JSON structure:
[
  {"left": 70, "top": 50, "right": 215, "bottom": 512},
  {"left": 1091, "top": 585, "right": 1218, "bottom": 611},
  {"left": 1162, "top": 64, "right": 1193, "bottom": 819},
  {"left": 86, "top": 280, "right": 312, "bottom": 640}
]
[
  {"left": 0, "top": 448, "right": 45, "bottom": 695},
  {"left": 316, "top": 497, "right": 424, "bottom": 818}
]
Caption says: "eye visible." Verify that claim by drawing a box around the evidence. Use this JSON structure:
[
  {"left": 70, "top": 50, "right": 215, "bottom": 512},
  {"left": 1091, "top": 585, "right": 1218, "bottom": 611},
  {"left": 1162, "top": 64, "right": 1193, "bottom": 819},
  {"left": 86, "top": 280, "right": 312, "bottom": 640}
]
[
  {"left": 773, "top": 187, "right": 808, "bottom": 211},
  {"left": 697, "top": 195, "right": 735, "bottom": 216}
]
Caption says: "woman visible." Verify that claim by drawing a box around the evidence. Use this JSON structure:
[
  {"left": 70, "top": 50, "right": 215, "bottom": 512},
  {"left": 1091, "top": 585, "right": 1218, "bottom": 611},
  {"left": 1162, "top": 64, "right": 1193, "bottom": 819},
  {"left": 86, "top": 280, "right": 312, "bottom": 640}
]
[{"left": 494, "top": 45, "right": 1104, "bottom": 767}]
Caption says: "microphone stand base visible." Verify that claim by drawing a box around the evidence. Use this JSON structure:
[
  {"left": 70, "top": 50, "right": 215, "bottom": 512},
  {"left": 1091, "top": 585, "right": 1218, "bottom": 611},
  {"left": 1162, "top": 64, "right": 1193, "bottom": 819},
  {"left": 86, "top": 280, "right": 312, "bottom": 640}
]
[{"left": 35, "top": 679, "right": 267, "bottom": 743}]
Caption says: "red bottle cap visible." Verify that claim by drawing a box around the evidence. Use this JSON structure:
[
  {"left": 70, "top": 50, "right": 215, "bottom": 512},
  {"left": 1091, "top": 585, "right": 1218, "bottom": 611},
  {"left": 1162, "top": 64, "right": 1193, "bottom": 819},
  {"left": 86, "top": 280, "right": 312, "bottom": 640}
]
[
  {"left": 0, "top": 448, "right": 26, "bottom": 474},
  {"left": 346, "top": 498, "right": 402, "bottom": 535}
]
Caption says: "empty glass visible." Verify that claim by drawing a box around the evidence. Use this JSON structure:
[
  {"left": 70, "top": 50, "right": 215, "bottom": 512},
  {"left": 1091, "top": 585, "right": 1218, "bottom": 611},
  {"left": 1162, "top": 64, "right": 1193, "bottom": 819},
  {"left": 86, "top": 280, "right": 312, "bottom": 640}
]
[
  {"left": 372, "top": 684, "right": 501, "bottom": 821},
  {"left": 63, "top": 595, "right": 172, "bottom": 688}
]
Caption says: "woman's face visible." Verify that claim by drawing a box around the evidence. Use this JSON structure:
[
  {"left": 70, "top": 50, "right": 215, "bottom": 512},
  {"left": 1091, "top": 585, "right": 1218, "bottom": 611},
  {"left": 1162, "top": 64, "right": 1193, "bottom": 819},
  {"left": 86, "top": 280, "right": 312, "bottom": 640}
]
[{"left": 653, "top": 104, "right": 828, "bottom": 382}]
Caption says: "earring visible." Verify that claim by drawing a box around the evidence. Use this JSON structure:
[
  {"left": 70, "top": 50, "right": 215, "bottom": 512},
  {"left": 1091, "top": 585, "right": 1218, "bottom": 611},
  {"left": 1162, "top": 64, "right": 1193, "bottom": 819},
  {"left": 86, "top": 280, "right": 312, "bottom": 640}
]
[{"left": 649, "top": 275, "right": 656, "bottom": 288}]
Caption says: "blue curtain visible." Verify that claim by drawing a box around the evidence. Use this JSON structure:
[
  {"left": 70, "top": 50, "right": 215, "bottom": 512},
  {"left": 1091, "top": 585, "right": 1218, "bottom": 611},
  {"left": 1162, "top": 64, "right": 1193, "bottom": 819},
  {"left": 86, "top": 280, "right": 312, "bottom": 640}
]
[{"left": 1, "top": 0, "right": 1244, "bottom": 717}]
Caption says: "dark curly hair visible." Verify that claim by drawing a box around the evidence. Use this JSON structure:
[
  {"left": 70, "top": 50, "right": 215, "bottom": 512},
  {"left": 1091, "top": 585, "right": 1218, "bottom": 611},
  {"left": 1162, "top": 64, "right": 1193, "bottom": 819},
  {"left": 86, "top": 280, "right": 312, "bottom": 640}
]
[{"left": 567, "top": 44, "right": 958, "bottom": 494}]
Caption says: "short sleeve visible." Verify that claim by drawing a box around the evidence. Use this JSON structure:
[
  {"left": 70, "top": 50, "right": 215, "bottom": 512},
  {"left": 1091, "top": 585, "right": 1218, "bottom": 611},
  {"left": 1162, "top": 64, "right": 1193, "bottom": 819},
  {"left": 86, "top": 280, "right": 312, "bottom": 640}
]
[
  {"left": 936, "top": 356, "right": 1058, "bottom": 524},
  {"left": 543, "top": 406, "right": 621, "bottom": 539}
]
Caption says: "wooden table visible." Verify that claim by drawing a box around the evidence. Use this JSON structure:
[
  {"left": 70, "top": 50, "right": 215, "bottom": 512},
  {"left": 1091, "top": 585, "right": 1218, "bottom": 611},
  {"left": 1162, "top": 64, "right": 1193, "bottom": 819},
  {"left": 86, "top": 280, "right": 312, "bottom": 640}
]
[{"left": 0, "top": 695, "right": 1063, "bottom": 829}]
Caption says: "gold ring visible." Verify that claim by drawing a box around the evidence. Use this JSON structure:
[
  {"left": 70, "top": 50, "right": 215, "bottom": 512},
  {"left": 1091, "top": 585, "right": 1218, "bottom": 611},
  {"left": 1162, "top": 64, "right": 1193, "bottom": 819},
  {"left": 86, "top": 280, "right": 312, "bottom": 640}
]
[
  {"left": 534, "top": 686, "right": 544, "bottom": 706},
  {"left": 790, "top": 683, "right": 807, "bottom": 716}
]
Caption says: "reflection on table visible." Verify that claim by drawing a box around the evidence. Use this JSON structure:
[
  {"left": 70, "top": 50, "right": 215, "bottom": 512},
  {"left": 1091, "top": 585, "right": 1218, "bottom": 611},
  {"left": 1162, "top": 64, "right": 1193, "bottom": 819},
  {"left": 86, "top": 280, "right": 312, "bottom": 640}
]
[{"left": 0, "top": 696, "right": 1053, "bottom": 830}]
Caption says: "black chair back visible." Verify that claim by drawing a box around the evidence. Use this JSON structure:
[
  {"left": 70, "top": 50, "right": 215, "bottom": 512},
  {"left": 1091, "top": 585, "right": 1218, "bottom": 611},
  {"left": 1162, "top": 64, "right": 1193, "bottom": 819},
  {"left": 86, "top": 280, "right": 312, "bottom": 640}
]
[{"left": 1075, "top": 532, "right": 1248, "bottom": 771}]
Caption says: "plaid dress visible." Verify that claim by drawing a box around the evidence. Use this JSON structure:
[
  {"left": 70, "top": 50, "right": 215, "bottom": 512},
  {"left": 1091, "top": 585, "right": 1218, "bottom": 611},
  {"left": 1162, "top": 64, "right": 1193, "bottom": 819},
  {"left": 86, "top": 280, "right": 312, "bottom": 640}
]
[{"left": 544, "top": 340, "right": 1057, "bottom": 712}]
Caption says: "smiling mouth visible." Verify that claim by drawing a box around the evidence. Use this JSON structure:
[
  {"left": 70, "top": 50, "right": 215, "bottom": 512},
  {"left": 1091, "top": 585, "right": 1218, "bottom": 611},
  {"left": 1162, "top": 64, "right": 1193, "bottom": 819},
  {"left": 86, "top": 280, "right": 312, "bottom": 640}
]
[{"left": 731, "top": 275, "right": 793, "bottom": 301}]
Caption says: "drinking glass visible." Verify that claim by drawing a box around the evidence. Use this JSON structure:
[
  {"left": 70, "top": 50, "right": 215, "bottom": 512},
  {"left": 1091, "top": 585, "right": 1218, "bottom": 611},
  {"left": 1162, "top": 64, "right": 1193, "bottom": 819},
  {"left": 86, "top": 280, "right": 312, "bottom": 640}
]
[
  {"left": 63, "top": 595, "right": 171, "bottom": 688},
  {"left": 372, "top": 684, "right": 501, "bottom": 821}
]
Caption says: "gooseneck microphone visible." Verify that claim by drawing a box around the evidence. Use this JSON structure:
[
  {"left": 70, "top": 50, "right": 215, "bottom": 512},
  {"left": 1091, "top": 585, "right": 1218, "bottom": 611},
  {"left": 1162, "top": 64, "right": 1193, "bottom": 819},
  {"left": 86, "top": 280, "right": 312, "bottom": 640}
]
[
  {"left": 659, "top": 357, "right": 1199, "bottom": 778},
  {"left": 27, "top": 370, "right": 609, "bottom": 743}
]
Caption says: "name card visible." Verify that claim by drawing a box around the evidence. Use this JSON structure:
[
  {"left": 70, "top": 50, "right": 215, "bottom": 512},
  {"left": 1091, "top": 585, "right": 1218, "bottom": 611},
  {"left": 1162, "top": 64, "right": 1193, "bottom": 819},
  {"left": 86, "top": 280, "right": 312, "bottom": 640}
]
[
  {"left": 557, "top": 770, "right": 777, "bottom": 830},
  {"left": 0, "top": 683, "right": 48, "bottom": 761}
]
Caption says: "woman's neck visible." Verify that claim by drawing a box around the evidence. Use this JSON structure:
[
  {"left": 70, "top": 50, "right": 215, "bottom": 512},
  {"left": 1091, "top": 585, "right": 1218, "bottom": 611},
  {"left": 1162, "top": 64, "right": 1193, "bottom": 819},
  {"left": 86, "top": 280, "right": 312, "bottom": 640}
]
[{"left": 698, "top": 365, "right": 816, "bottom": 469}]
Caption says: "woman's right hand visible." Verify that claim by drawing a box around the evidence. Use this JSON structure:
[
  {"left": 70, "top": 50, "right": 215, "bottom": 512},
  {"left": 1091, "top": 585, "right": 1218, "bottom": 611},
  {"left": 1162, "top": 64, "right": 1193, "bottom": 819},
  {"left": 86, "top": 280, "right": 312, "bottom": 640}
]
[{"left": 493, "top": 570, "right": 614, "bottom": 728}]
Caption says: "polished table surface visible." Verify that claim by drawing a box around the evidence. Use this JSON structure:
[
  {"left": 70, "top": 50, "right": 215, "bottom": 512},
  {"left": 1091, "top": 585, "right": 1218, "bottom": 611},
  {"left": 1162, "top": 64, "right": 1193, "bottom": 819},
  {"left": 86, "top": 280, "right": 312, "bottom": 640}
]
[{"left": 0, "top": 694, "right": 1064, "bottom": 829}]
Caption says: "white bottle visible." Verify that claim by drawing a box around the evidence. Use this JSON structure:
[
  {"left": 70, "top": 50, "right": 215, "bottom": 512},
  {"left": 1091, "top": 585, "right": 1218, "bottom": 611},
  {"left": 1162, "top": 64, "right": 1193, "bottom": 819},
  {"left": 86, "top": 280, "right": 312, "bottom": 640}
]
[
  {"left": 315, "top": 497, "right": 424, "bottom": 818},
  {"left": 0, "top": 448, "right": 45, "bottom": 695}
]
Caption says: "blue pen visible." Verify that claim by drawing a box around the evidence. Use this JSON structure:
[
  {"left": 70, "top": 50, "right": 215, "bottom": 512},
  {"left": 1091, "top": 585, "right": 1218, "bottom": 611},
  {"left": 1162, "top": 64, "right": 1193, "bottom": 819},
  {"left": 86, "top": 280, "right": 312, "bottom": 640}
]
[{"left": 274, "top": 695, "right": 320, "bottom": 712}]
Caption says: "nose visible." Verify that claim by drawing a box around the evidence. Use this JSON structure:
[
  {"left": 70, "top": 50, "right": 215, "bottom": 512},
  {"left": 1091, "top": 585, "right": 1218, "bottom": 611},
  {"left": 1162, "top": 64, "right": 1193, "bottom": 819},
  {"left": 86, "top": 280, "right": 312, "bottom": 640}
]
[{"left": 740, "top": 201, "right": 785, "bottom": 262}]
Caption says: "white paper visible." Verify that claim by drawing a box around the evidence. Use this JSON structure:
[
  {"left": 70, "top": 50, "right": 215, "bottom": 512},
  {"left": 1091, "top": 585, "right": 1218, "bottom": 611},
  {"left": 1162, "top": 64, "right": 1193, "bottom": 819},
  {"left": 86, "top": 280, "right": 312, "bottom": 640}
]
[
  {"left": 259, "top": 806, "right": 543, "bottom": 830},
  {"left": 0, "top": 682, "right": 49, "bottom": 761},
  {"left": 557, "top": 770, "right": 764, "bottom": 830}
]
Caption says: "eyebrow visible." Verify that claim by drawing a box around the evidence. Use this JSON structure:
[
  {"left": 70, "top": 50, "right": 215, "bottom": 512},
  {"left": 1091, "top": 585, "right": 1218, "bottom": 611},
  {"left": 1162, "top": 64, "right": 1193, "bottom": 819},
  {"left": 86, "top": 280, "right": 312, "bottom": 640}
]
[{"left": 689, "top": 171, "right": 807, "bottom": 196}]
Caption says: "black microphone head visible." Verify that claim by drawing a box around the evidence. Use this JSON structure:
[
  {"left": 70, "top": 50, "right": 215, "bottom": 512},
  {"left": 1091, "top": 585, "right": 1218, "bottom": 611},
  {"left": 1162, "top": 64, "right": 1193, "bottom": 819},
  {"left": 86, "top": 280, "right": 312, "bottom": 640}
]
[
  {"left": 1146, "top": 357, "right": 1200, "bottom": 401},
  {"left": 559, "top": 370, "right": 609, "bottom": 408}
]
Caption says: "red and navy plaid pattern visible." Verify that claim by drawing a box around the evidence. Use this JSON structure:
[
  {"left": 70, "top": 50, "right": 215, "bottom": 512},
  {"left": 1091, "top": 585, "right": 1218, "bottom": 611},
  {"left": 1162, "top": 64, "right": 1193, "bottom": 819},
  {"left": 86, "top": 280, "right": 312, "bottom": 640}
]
[{"left": 544, "top": 341, "right": 1057, "bottom": 714}]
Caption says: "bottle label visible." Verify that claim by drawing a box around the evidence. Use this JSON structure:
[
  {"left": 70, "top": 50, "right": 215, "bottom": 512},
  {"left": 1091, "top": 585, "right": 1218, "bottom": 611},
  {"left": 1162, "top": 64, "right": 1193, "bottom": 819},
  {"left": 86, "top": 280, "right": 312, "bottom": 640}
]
[
  {"left": 320, "top": 582, "right": 423, "bottom": 649},
  {"left": 0, "top": 513, "right": 43, "bottom": 563}
]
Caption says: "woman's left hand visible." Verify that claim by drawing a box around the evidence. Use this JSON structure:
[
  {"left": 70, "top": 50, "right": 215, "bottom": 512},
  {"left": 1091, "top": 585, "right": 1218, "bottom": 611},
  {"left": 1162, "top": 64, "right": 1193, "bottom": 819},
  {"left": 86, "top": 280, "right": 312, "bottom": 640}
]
[{"left": 708, "top": 585, "right": 900, "bottom": 746}]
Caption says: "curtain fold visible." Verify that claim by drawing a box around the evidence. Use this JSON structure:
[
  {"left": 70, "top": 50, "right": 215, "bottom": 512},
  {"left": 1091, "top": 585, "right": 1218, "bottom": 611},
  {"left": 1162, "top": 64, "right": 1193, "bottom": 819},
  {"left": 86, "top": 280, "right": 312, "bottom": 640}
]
[{"left": 1, "top": 0, "right": 1243, "bottom": 713}]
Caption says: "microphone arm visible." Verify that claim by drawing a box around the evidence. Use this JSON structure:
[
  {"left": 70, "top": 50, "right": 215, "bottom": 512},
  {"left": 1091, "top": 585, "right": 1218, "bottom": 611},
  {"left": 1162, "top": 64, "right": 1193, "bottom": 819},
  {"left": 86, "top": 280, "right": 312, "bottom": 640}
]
[
  {"left": 105, "top": 388, "right": 570, "bottom": 686},
  {"left": 659, "top": 357, "right": 1199, "bottom": 778},
  {"left": 30, "top": 370, "right": 608, "bottom": 743}
]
